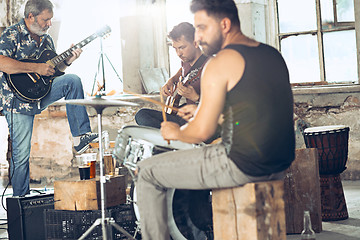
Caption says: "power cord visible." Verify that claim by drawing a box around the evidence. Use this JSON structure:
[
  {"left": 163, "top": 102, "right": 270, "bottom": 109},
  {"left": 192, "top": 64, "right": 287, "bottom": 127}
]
[{"left": 1, "top": 97, "right": 15, "bottom": 212}]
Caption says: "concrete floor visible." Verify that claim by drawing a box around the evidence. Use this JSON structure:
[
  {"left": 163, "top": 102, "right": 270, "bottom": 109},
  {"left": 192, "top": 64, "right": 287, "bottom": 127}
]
[{"left": 0, "top": 180, "right": 359, "bottom": 239}]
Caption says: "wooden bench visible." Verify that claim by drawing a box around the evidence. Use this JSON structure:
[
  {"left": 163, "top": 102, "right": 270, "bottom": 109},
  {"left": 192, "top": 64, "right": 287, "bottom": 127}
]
[{"left": 212, "top": 180, "right": 286, "bottom": 240}]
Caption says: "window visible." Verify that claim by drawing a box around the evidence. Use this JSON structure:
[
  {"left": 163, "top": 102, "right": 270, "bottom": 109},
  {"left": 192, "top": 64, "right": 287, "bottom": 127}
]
[
  {"left": 276, "top": 0, "right": 358, "bottom": 84},
  {"left": 166, "top": 0, "right": 193, "bottom": 76}
]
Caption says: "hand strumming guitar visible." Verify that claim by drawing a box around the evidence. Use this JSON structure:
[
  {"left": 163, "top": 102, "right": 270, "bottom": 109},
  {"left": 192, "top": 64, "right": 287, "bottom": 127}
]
[
  {"left": 161, "top": 80, "right": 176, "bottom": 97},
  {"left": 161, "top": 67, "right": 182, "bottom": 97},
  {"left": 35, "top": 63, "right": 55, "bottom": 76}
]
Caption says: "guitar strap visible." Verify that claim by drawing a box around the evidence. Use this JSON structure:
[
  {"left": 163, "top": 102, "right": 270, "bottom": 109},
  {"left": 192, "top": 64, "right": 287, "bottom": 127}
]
[{"left": 182, "top": 55, "right": 208, "bottom": 86}]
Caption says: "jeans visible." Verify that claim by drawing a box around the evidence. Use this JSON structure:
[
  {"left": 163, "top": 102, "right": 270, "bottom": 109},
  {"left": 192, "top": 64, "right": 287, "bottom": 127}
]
[
  {"left": 3, "top": 74, "right": 91, "bottom": 196},
  {"left": 136, "top": 143, "right": 285, "bottom": 240},
  {"left": 135, "top": 108, "right": 187, "bottom": 129}
]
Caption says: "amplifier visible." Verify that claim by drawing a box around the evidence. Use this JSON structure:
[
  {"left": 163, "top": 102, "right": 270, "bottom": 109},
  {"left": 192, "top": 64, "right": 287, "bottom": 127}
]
[{"left": 6, "top": 193, "right": 54, "bottom": 240}]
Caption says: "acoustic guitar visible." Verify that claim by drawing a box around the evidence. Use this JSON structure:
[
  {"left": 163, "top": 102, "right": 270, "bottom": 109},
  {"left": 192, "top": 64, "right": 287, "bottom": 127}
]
[
  {"left": 164, "top": 67, "right": 203, "bottom": 115},
  {"left": 5, "top": 25, "right": 111, "bottom": 103}
]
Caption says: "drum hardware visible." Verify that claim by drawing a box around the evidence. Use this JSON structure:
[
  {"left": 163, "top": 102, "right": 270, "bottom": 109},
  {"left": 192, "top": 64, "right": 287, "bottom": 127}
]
[
  {"left": 113, "top": 126, "right": 213, "bottom": 240},
  {"left": 64, "top": 96, "right": 138, "bottom": 240}
]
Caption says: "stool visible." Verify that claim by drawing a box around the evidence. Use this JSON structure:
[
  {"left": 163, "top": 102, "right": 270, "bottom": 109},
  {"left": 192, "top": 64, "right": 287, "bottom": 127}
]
[
  {"left": 283, "top": 148, "right": 322, "bottom": 233},
  {"left": 212, "top": 180, "right": 286, "bottom": 240}
]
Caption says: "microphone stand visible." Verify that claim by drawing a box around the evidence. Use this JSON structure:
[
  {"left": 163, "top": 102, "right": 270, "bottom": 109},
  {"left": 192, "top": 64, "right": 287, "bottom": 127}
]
[{"left": 91, "top": 38, "right": 123, "bottom": 96}]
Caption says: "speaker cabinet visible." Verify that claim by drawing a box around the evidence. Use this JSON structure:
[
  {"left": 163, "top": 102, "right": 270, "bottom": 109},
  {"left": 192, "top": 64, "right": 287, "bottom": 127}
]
[{"left": 6, "top": 193, "right": 54, "bottom": 240}]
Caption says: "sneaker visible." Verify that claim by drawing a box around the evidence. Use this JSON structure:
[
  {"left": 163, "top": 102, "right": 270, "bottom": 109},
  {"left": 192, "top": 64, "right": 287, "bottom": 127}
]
[{"left": 74, "top": 133, "right": 99, "bottom": 153}]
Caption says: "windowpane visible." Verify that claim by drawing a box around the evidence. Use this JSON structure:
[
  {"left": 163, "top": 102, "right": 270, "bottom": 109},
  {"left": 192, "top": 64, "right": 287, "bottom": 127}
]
[
  {"left": 323, "top": 30, "right": 357, "bottom": 83},
  {"left": 277, "top": 0, "right": 317, "bottom": 33},
  {"left": 336, "top": 0, "right": 355, "bottom": 22},
  {"left": 281, "top": 35, "right": 320, "bottom": 83},
  {"left": 321, "top": 0, "right": 334, "bottom": 29}
]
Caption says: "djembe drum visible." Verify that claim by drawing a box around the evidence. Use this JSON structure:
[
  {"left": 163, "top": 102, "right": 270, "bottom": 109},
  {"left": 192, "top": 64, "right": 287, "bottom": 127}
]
[{"left": 303, "top": 125, "right": 349, "bottom": 221}]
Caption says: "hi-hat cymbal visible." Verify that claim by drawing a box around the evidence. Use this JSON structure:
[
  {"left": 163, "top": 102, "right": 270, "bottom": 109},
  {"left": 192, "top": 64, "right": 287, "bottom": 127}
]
[{"left": 63, "top": 97, "right": 138, "bottom": 107}]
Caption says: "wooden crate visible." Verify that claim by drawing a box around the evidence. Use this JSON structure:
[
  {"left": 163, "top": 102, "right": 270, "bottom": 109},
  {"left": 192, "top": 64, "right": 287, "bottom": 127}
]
[
  {"left": 54, "top": 175, "right": 126, "bottom": 210},
  {"left": 284, "top": 148, "right": 322, "bottom": 233},
  {"left": 212, "top": 180, "right": 286, "bottom": 240}
]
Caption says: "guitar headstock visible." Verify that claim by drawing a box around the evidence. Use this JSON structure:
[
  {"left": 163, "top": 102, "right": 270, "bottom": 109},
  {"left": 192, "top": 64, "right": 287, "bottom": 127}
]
[{"left": 96, "top": 25, "right": 112, "bottom": 38}]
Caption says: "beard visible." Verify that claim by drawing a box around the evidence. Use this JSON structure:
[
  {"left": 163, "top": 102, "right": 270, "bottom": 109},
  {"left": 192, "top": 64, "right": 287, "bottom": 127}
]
[
  {"left": 200, "top": 32, "right": 223, "bottom": 56},
  {"left": 29, "top": 18, "right": 49, "bottom": 36}
]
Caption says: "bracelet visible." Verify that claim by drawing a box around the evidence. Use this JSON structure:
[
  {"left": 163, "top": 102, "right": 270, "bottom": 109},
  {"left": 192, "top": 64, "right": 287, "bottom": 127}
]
[{"left": 64, "top": 61, "right": 72, "bottom": 66}]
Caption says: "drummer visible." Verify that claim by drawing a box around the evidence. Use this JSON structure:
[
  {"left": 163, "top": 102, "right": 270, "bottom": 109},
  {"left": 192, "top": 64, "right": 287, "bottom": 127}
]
[
  {"left": 0, "top": 0, "right": 98, "bottom": 197},
  {"left": 135, "top": 0, "right": 295, "bottom": 239},
  {"left": 134, "top": 22, "right": 220, "bottom": 144}
]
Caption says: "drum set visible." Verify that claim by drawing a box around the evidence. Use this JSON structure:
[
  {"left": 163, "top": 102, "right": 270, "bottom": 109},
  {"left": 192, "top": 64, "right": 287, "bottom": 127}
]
[
  {"left": 65, "top": 96, "right": 213, "bottom": 240},
  {"left": 113, "top": 125, "right": 213, "bottom": 240},
  {"left": 303, "top": 125, "right": 349, "bottom": 221}
]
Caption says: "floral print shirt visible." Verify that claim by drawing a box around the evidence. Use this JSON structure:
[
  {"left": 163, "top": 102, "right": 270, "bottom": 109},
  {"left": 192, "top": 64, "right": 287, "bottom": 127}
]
[{"left": 0, "top": 18, "right": 55, "bottom": 115}]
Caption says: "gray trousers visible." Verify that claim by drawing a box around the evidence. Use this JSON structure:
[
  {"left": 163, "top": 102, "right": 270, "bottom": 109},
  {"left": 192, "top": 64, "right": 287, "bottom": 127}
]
[{"left": 136, "top": 143, "right": 285, "bottom": 240}]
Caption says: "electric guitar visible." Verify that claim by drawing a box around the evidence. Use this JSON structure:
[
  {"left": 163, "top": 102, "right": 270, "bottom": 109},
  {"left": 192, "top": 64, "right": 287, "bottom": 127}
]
[{"left": 5, "top": 25, "right": 111, "bottom": 103}]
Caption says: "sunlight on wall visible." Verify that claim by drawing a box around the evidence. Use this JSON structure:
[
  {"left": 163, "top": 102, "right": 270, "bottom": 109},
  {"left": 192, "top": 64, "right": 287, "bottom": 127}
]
[
  {"left": 54, "top": 0, "right": 194, "bottom": 95},
  {"left": 55, "top": 0, "right": 136, "bottom": 96}
]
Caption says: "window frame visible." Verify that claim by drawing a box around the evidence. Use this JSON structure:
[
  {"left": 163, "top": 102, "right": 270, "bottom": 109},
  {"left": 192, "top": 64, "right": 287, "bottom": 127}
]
[{"left": 273, "top": 0, "right": 359, "bottom": 86}]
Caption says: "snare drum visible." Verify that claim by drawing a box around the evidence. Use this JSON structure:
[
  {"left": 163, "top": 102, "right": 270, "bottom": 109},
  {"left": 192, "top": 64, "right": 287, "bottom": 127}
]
[
  {"left": 113, "top": 125, "right": 196, "bottom": 171},
  {"left": 303, "top": 125, "right": 349, "bottom": 175}
]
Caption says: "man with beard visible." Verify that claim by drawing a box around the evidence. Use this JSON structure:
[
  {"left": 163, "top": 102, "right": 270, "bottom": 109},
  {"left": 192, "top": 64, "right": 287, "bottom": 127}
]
[
  {"left": 0, "top": 0, "right": 98, "bottom": 197},
  {"left": 135, "top": 22, "right": 211, "bottom": 137},
  {"left": 135, "top": 0, "right": 295, "bottom": 239}
]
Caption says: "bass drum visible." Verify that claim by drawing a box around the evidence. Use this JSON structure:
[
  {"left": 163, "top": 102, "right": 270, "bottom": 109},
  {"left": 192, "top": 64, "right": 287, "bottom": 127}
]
[{"left": 129, "top": 183, "right": 213, "bottom": 240}]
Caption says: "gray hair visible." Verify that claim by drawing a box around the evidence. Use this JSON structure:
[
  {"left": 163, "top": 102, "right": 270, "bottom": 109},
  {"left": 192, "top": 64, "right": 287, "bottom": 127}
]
[{"left": 24, "top": 0, "right": 53, "bottom": 18}]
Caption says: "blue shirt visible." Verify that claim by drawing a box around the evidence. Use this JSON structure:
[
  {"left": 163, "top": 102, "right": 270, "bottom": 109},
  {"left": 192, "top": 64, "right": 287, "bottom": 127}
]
[{"left": 0, "top": 19, "right": 55, "bottom": 115}]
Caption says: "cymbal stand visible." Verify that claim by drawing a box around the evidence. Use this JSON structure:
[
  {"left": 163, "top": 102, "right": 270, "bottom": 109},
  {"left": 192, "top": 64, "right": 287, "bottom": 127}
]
[
  {"left": 78, "top": 95, "right": 135, "bottom": 240},
  {"left": 91, "top": 38, "right": 123, "bottom": 96}
]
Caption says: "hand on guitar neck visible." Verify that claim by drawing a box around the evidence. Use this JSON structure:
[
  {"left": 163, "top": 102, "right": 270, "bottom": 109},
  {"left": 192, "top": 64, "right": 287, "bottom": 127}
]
[{"left": 163, "top": 76, "right": 199, "bottom": 115}]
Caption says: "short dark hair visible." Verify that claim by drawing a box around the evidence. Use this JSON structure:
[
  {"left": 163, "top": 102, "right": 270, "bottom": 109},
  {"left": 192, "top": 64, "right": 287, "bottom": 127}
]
[
  {"left": 24, "top": 0, "right": 53, "bottom": 18},
  {"left": 168, "top": 22, "right": 195, "bottom": 43},
  {"left": 190, "top": 0, "right": 240, "bottom": 27}
]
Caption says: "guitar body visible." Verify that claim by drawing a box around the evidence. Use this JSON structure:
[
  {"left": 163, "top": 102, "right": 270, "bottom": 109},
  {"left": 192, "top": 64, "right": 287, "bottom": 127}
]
[
  {"left": 165, "top": 94, "right": 181, "bottom": 115},
  {"left": 5, "top": 50, "right": 64, "bottom": 102}
]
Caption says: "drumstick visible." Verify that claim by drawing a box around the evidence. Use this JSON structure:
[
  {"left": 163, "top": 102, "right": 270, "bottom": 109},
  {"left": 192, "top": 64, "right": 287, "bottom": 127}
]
[
  {"left": 123, "top": 90, "right": 179, "bottom": 112},
  {"left": 160, "top": 92, "right": 171, "bottom": 144}
]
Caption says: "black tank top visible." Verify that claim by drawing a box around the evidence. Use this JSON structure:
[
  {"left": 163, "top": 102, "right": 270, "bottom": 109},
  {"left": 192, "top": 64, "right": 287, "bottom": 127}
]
[{"left": 221, "top": 43, "right": 295, "bottom": 176}]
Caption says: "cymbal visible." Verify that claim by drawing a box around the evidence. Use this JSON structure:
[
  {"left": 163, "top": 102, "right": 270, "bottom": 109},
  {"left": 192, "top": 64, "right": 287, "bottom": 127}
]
[{"left": 63, "top": 97, "right": 138, "bottom": 107}]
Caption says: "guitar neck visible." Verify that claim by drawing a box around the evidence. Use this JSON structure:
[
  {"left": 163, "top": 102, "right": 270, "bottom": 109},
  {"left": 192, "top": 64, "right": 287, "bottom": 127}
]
[{"left": 49, "top": 32, "right": 100, "bottom": 67}]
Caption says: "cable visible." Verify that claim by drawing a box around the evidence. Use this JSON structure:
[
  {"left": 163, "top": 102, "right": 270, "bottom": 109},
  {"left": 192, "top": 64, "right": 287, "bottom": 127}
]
[{"left": 1, "top": 97, "right": 15, "bottom": 212}]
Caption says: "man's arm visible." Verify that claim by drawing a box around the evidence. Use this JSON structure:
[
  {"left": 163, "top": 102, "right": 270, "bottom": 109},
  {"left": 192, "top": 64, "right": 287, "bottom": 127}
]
[{"left": 0, "top": 55, "right": 55, "bottom": 76}]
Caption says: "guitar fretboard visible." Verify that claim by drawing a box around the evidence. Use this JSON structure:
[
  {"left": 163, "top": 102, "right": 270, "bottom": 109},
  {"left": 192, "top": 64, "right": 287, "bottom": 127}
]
[{"left": 50, "top": 25, "right": 110, "bottom": 66}]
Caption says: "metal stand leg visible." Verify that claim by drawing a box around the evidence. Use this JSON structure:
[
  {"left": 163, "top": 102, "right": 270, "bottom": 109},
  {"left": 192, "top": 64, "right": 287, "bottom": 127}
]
[
  {"left": 91, "top": 38, "right": 123, "bottom": 96},
  {"left": 78, "top": 107, "right": 135, "bottom": 240}
]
